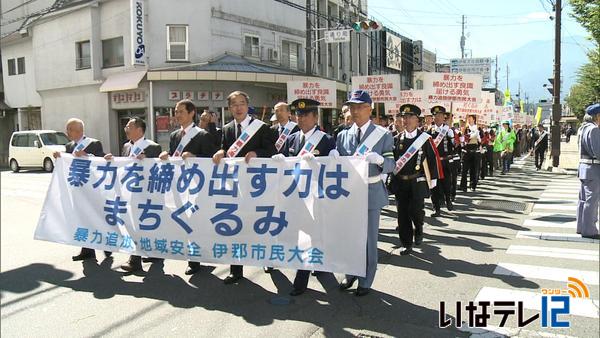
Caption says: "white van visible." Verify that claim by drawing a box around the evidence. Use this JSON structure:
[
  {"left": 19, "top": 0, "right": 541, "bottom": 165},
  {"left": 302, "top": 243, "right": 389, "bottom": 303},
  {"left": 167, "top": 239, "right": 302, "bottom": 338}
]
[{"left": 8, "top": 130, "right": 69, "bottom": 172}]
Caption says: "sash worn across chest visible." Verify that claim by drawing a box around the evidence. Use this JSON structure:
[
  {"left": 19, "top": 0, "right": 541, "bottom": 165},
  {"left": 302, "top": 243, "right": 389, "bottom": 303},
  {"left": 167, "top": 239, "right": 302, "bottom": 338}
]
[
  {"left": 393, "top": 132, "right": 431, "bottom": 174},
  {"left": 173, "top": 126, "right": 202, "bottom": 157},
  {"left": 227, "top": 119, "right": 265, "bottom": 158}
]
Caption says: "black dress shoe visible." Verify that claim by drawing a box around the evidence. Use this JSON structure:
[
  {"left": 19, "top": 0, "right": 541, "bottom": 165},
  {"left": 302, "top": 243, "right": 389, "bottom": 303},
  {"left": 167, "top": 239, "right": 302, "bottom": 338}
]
[
  {"left": 104, "top": 251, "right": 112, "bottom": 258},
  {"left": 400, "top": 247, "right": 413, "bottom": 256},
  {"left": 582, "top": 234, "right": 600, "bottom": 240},
  {"left": 223, "top": 274, "right": 242, "bottom": 284},
  {"left": 72, "top": 248, "right": 95, "bottom": 261},
  {"left": 415, "top": 235, "right": 423, "bottom": 246},
  {"left": 263, "top": 266, "right": 274, "bottom": 273},
  {"left": 431, "top": 210, "right": 441, "bottom": 217},
  {"left": 339, "top": 277, "right": 357, "bottom": 290},
  {"left": 289, "top": 288, "right": 306, "bottom": 296},
  {"left": 451, "top": 195, "right": 456, "bottom": 202},
  {"left": 461, "top": 187, "right": 468, "bottom": 192},
  {"left": 120, "top": 260, "right": 142, "bottom": 272},
  {"left": 185, "top": 262, "right": 201, "bottom": 275},
  {"left": 355, "top": 287, "right": 370, "bottom": 296},
  {"left": 311, "top": 271, "right": 321, "bottom": 276},
  {"left": 446, "top": 202, "right": 454, "bottom": 211},
  {"left": 142, "top": 257, "right": 164, "bottom": 263}
]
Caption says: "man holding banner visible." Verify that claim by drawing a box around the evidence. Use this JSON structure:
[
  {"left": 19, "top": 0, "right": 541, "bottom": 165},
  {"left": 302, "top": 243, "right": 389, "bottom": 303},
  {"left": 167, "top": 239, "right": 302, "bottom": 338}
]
[
  {"left": 388, "top": 104, "right": 440, "bottom": 256},
  {"left": 335, "top": 90, "right": 395, "bottom": 296},
  {"left": 104, "top": 117, "right": 162, "bottom": 272},
  {"left": 272, "top": 98, "right": 336, "bottom": 296},
  {"left": 212, "top": 90, "right": 277, "bottom": 284},
  {"left": 428, "top": 106, "right": 454, "bottom": 216},
  {"left": 159, "top": 99, "right": 218, "bottom": 275},
  {"left": 52, "top": 118, "right": 112, "bottom": 262}
]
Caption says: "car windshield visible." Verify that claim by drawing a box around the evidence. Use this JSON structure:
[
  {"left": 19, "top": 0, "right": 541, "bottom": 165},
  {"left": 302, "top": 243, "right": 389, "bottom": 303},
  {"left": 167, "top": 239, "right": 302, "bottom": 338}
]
[{"left": 39, "top": 132, "right": 69, "bottom": 145}]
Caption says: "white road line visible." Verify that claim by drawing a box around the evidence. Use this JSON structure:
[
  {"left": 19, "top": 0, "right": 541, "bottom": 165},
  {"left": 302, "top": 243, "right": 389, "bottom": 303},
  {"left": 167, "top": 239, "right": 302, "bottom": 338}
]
[
  {"left": 493, "top": 263, "right": 599, "bottom": 285},
  {"left": 528, "top": 212, "right": 577, "bottom": 219},
  {"left": 540, "top": 193, "right": 578, "bottom": 199},
  {"left": 475, "top": 287, "right": 599, "bottom": 319},
  {"left": 523, "top": 219, "right": 577, "bottom": 229},
  {"left": 533, "top": 204, "right": 577, "bottom": 211},
  {"left": 516, "top": 231, "right": 599, "bottom": 244},
  {"left": 507, "top": 245, "right": 599, "bottom": 262},
  {"left": 543, "top": 189, "right": 580, "bottom": 194}
]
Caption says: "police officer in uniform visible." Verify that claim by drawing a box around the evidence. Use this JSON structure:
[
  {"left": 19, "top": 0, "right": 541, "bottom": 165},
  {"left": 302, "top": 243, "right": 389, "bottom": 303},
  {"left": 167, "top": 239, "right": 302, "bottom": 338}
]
[
  {"left": 428, "top": 106, "right": 454, "bottom": 216},
  {"left": 576, "top": 103, "right": 600, "bottom": 239},
  {"left": 272, "top": 98, "right": 336, "bottom": 296},
  {"left": 388, "top": 104, "right": 440, "bottom": 256},
  {"left": 460, "top": 113, "right": 481, "bottom": 192},
  {"left": 336, "top": 90, "right": 395, "bottom": 296}
]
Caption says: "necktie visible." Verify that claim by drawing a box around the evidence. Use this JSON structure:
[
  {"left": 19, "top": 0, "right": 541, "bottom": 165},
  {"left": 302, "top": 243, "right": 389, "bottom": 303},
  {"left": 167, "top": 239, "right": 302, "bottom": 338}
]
[
  {"left": 279, "top": 126, "right": 284, "bottom": 135},
  {"left": 356, "top": 128, "right": 362, "bottom": 145},
  {"left": 299, "top": 134, "right": 305, "bottom": 151},
  {"left": 237, "top": 123, "right": 242, "bottom": 139}
]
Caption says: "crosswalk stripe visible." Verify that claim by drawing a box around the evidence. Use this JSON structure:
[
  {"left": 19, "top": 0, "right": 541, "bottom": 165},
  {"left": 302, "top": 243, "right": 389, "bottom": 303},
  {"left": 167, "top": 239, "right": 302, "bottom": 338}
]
[
  {"left": 506, "top": 245, "right": 598, "bottom": 261},
  {"left": 523, "top": 219, "right": 576, "bottom": 229},
  {"left": 516, "top": 231, "right": 599, "bottom": 244},
  {"left": 533, "top": 204, "right": 577, "bottom": 211},
  {"left": 536, "top": 199, "right": 577, "bottom": 204},
  {"left": 540, "top": 193, "right": 578, "bottom": 199},
  {"left": 543, "top": 189, "right": 580, "bottom": 194},
  {"left": 475, "top": 287, "right": 599, "bottom": 319},
  {"left": 493, "top": 263, "right": 599, "bottom": 285}
]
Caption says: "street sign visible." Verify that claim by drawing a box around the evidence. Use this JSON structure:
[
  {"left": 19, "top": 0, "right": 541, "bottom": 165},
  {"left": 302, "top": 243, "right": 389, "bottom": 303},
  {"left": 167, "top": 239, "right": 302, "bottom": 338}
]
[{"left": 324, "top": 29, "right": 351, "bottom": 43}]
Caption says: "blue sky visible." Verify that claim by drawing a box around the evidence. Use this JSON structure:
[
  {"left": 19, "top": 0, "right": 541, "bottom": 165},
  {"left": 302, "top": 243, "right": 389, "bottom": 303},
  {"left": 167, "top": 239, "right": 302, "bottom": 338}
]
[{"left": 368, "top": 0, "right": 589, "bottom": 60}]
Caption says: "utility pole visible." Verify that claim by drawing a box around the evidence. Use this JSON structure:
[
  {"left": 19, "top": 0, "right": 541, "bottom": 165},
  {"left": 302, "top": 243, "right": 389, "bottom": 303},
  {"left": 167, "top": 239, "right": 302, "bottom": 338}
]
[
  {"left": 305, "top": 0, "right": 312, "bottom": 75},
  {"left": 460, "top": 15, "right": 466, "bottom": 59},
  {"left": 494, "top": 55, "right": 499, "bottom": 90},
  {"left": 551, "top": 0, "right": 562, "bottom": 167},
  {"left": 506, "top": 64, "right": 509, "bottom": 91}
]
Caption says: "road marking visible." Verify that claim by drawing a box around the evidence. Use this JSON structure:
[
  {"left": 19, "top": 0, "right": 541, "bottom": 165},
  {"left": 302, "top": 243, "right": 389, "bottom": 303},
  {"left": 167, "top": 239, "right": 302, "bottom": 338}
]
[
  {"left": 516, "top": 231, "right": 599, "bottom": 244},
  {"left": 462, "top": 325, "right": 577, "bottom": 338},
  {"left": 533, "top": 204, "right": 577, "bottom": 212},
  {"left": 475, "top": 287, "right": 599, "bottom": 319},
  {"left": 493, "top": 263, "right": 599, "bottom": 285},
  {"left": 523, "top": 219, "right": 577, "bottom": 229},
  {"left": 536, "top": 198, "right": 577, "bottom": 204},
  {"left": 507, "top": 245, "right": 598, "bottom": 261}
]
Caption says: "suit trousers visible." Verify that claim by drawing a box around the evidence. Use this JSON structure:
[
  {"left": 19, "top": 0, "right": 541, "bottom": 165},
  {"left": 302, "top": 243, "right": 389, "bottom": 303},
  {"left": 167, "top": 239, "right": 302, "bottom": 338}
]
[
  {"left": 461, "top": 151, "right": 481, "bottom": 190},
  {"left": 345, "top": 208, "right": 381, "bottom": 289},
  {"left": 432, "top": 160, "right": 452, "bottom": 211},
  {"left": 535, "top": 149, "right": 546, "bottom": 169}
]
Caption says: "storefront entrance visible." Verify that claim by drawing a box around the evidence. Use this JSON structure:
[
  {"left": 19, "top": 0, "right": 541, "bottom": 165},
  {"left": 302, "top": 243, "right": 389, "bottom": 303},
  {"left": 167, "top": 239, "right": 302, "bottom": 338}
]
[{"left": 117, "top": 109, "right": 146, "bottom": 154}]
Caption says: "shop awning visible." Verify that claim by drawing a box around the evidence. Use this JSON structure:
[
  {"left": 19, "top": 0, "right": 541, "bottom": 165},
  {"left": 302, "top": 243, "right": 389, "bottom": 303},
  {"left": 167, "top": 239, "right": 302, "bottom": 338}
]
[{"left": 99, "top": 70, "right": 147, "bottom": 92}]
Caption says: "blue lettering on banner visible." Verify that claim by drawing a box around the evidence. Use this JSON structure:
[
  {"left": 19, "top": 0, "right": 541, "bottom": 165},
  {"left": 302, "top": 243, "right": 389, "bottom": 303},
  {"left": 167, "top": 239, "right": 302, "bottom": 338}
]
[
  {"left": 212, "top": 243, "right": 228, "bottom": 258},
  {"left": 170, "top": 201, "right": 199, "bottom": 234},
  {"left": 251, "top": 244, "right": 267, "bottom": 260},
  {"left": 67, "top": 158, "right": 91, "bottom": 187},
  {"left": 106, "top": 231, "right": 119, "bottom": 246},
  {"left": 138, "top": 199, "right": 163, "bottom": 230},
  {"left": 93, "top": 162, "right": 118, "bottom": 190},
  {"left": 73, "top": 227, "right": 89, "bottom": 242},
  {"left": 154, "top": 238, "right": 169, "bottom": 253},
  {"left": 121, "top": 163, "right": 145, "bottom": 192},
  {"left": 170, "top": 240, "right": 184, "bottom": 255},
  {"left": 269, "top": 245, "right": 285, "bottom": 261},
  {"left": 90, "top": 230, "right": 103, "bottom": 244},
  {"left": 247, "top": 164, "right": 277, "bottom": 197},
  {"left": 104, "top": 197, "right": 127, "bottom": 226},
  {"left": 209, "top": 164, "right": 239, "bottom": 197},
  {"left": 211, "top": 203, "right": 242, "bottom": 236},
  {"left": 253, "top": 206, "right": 288, "bottom": 236},
  {"left": 308, "top": 248, "right": 324, "bottom": 264},
  {"left": 140, "top": 237, "right": 152, "bottom": 251},
  {"left": 232, "top": 243, "right": 248, "bottom": 259},
  {"left": 287, "top": 246, "right": 304, "bottom": 263},
  {"left": 283, "top": 163, "right": 312, "bottom": 198},
  {"left": 187, "top": 242, "right": 201, "bottom": 257},
  {"left": 324, "top": 164, "right": 350, "bottom": 199},
  {"left": 177, "top": 164, "right": 205, "bottom": 194},
  {"left": 120, "top": 235, "right": 135, "bottom": 249},
  {"left": 147, "top": 163, "right": 175, "bottom": 193}
]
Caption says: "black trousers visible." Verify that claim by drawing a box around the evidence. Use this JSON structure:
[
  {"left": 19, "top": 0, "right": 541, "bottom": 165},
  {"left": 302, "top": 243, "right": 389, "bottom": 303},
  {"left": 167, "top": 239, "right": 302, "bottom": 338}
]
[
  {"left": 432, "top": 160, "right": 452, "bottom": 211},
  {"left": 480, "top": 147, "right": 493, "bottom": 179},
  {"left": 450, "top": 157, "right": 459, "bottom": 199},
  {"left": 461, "top": 151, "right": 481, "bottom": 190},
  {"left": 230, "top": 265, "right": 243, "bottom": 276},
  {"left": 395, "top": 181, "right": 425, "bottom": 248},
  {"left": 293, "top": 270, "right": 311, "bottom": 290},
  {"left": 535, "top": 149, "right": 546, "bottom": 169}
]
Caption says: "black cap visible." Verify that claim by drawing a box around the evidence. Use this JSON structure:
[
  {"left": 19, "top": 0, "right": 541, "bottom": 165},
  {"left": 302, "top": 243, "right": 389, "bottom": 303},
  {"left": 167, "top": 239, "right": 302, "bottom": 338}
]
[
  {"left": 431, "top": 105, "right": 449, "bottom": 115},
  {"left": 290, "top": 98, "right": 320, "bottom": 114},
  {"left": 399, "top": 104, "right": 421, "bottom": 117}
]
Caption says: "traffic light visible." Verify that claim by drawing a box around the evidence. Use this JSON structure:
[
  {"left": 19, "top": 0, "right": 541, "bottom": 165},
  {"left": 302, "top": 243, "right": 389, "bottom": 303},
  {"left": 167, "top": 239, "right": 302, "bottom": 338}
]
[{"left": 351, "top": 20, "right": 382, "bottom": 32}]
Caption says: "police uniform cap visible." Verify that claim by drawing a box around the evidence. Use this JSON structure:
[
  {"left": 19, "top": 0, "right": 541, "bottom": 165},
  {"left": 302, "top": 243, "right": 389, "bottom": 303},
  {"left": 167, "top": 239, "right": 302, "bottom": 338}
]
[
  {"left": 399, "top": 104, "right": 421, "bottom": 117},
  {"left": 431, "top": 105, "right": 450, "bottom": 116},
  {"left": 585, "top": 103, "right": 600, "bottom": 116},
  {"left": 290, "top": 98, "right": 320, "bottom": 114}
]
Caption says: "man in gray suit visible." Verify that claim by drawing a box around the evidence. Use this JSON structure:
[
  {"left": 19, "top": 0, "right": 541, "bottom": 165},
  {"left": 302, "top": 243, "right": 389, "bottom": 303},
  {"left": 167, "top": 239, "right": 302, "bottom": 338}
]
[
  {"left": 104, "top": 117, "right": 162, "bottom": 271},
  {"left": 53, "top": 118, "right": 111, "bottom": 261},
  {"left": 334, "top": 90, "right": 395, "bottom": 296},
  {"left": 576, "top": 103, "right": 600, "bottom": 239}
]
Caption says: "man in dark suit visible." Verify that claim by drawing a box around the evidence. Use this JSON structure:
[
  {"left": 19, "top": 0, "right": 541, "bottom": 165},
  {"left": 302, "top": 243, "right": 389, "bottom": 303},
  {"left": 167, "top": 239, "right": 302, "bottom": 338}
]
[
  {"left": 159, "top": 99, "right": 218, "bottom": 275},
  {"left": 270, "top": 102, "right": 300, "bottom": 150},
  {"left": 104, "top": 117, "right": 162, "bottom": 272},
  {"left": 533, "top": 124, "right": 549, "bottom": 170},
  {"left": 272, "top": 98, "right": 335, "bottom": 296},
  {"left": 53, "top": 118, "right": 111, "bottom": 261},
  {"left": 212, "top": 90, "right": 276, "bottom": 284}
]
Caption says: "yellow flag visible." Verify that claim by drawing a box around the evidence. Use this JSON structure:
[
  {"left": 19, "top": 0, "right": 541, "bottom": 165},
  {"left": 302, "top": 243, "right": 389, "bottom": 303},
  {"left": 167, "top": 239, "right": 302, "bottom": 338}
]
[
  {"left": 520, "top": 100, "right": 524, "bottom": 114},
  {"left": 503, "top": 89, "right": 511, "bottom": 106},
  {"left": 535, "top": 106, "right": 542, "bottom": 125}
]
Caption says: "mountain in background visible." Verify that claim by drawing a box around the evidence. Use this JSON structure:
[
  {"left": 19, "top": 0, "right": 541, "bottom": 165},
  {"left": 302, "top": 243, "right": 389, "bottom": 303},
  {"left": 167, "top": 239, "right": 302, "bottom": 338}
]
[{"left": 497, "top": 35, "right": 592, "bottom": 104}]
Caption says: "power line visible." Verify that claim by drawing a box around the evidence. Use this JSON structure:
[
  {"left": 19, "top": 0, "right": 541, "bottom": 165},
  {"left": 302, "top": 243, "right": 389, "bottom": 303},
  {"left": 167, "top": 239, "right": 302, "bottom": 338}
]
[{"left": 1, "top": 0, "right": 41, "bottom": 16}]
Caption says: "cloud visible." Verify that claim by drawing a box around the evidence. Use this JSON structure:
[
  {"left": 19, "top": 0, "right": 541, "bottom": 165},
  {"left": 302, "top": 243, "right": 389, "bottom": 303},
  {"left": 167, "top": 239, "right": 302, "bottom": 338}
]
[{"left": 519, "top": 12, "right": 552, "bottom": 23}]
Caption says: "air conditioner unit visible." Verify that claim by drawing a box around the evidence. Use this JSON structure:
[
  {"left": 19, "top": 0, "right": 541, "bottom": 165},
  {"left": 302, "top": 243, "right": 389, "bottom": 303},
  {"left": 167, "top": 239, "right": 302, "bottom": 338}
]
[{"left": 268, "top": 48, "right": 279, "bottom": 62}]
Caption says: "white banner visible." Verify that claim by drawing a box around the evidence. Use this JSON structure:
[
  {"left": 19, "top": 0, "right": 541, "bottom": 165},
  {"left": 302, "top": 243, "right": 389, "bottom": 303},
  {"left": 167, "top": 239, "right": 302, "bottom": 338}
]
[
  {"left": 384, "top": 90, "right": 426, "bottom": 116},
  {"left": 130, "top": 0, "right": 146, "bottom": 66},
  {"left": 352, "top": 74, "right": 401, "bottom": 103},
  {"left": 35, "top": 155, "right": 369, "bottom": 276},
  {"left": 287, "top": 80, "right": 337, "bottom": 108},
  {"left": 422, "top": 72, "right": 483, "bottom": 104},
  {"left": 386, "top": 32, "right": 402, "bottom": 71}
]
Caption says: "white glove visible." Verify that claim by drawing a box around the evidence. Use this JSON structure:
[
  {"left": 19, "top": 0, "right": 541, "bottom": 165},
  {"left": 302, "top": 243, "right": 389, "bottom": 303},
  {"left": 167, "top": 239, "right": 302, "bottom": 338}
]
[
  {"left": 301, "top": 152, "right": 316, "bottom": 161},
  {"left": 430, "top": 179, "right": 437, "bottom": 189},
  {"left": 271, "top": 153, "right": 286, "bottom": 162},
  {"left": 365, "top": 152, "right": 384, "bottom": 166},
  {"left": 328, "top": 149, "right": 340, "bottom": 159}
]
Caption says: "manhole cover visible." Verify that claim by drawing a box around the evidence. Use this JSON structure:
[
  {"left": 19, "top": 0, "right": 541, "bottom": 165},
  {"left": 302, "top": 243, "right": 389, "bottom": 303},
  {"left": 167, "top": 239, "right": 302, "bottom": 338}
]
[{"left": 474, "top": 199, "right": 532, "bottom": 213}]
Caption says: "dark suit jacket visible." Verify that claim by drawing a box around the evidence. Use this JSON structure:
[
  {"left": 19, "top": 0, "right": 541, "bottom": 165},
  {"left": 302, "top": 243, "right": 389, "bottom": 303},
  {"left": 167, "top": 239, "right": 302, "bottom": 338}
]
[
  {"left": 207, "top": 123, "right": 223, "bottom": 148},
  {"left": 169, "top": 124, "right": 218, "bottom": 158},
  {"left": 65, "top": 136, "right": 104, "bottom": 156},
  {"left": 121, "top": 139, "right": 162, "bottom": 158},
  {"left": 221, "top": 118, "right": 276, "bottom": 158},
  {"left": 281, "top": 127, "right": 335, "bottom": 157}
]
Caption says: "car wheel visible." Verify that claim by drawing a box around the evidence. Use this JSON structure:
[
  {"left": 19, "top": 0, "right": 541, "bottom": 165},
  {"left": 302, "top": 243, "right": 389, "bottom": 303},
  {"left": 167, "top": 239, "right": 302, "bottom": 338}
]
[
  {"left": 10, "top": 159, "right": 20, "bottom": 173},
  {"left": 43, "top": 158, "right": 54, "bottom": 172}
]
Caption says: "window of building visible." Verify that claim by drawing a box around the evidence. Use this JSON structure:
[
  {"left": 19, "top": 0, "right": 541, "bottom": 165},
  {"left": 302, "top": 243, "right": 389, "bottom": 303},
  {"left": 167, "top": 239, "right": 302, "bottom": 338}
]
[
  {"left": 167, "top": 25, "right": 188, "bottom": 61},
  {"left": 281, "top": 40, "right": 300, "bottom": 71},
  {"left": 16, "top": 57, "right": 25, "bottom": 74},
  {"left": 7, "top": 58, "right": 16, "bottom": 76},
  {"left": 244, "top": 35, "right": 260, "bottom": 58},
  {"left": 76, "top": 40, "right": 91, "bottom": 70},
  {"left": 328, "top": 44, "right": 333, "bottom": 67},
  {"left": 102, "top": 37, "right": 124, "bottom": 68}
]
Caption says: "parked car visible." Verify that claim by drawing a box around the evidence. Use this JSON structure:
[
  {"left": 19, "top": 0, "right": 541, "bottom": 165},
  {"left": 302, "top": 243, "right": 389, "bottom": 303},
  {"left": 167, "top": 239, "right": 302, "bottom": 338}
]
[{"left": 8, "top": 130, "right": 69, "bottom": 172}]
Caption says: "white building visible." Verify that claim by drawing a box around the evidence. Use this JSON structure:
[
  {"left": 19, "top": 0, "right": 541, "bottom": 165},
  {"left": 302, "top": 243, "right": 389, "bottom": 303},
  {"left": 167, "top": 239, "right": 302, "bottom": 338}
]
[{"left": 1, "top": 0, "right": 370, "bottom": 153}]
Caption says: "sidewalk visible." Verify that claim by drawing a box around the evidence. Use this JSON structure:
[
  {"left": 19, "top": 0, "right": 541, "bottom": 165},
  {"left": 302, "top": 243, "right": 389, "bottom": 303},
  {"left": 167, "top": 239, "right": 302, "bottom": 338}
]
[{"left": 558, "top": 137, "right": 579, "bottom": 171}]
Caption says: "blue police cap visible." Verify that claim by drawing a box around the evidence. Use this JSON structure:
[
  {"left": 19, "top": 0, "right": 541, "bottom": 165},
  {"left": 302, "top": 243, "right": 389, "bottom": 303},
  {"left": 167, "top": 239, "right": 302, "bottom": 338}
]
[
  {"left": 585, "top": 103, "right": 600, "bottom": 116},
  {"left": 290, "top": 98, "right": 320, "bottom": 114},
  {"left": 345, "top": 90, "right": 372, "bottom": 104}
]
